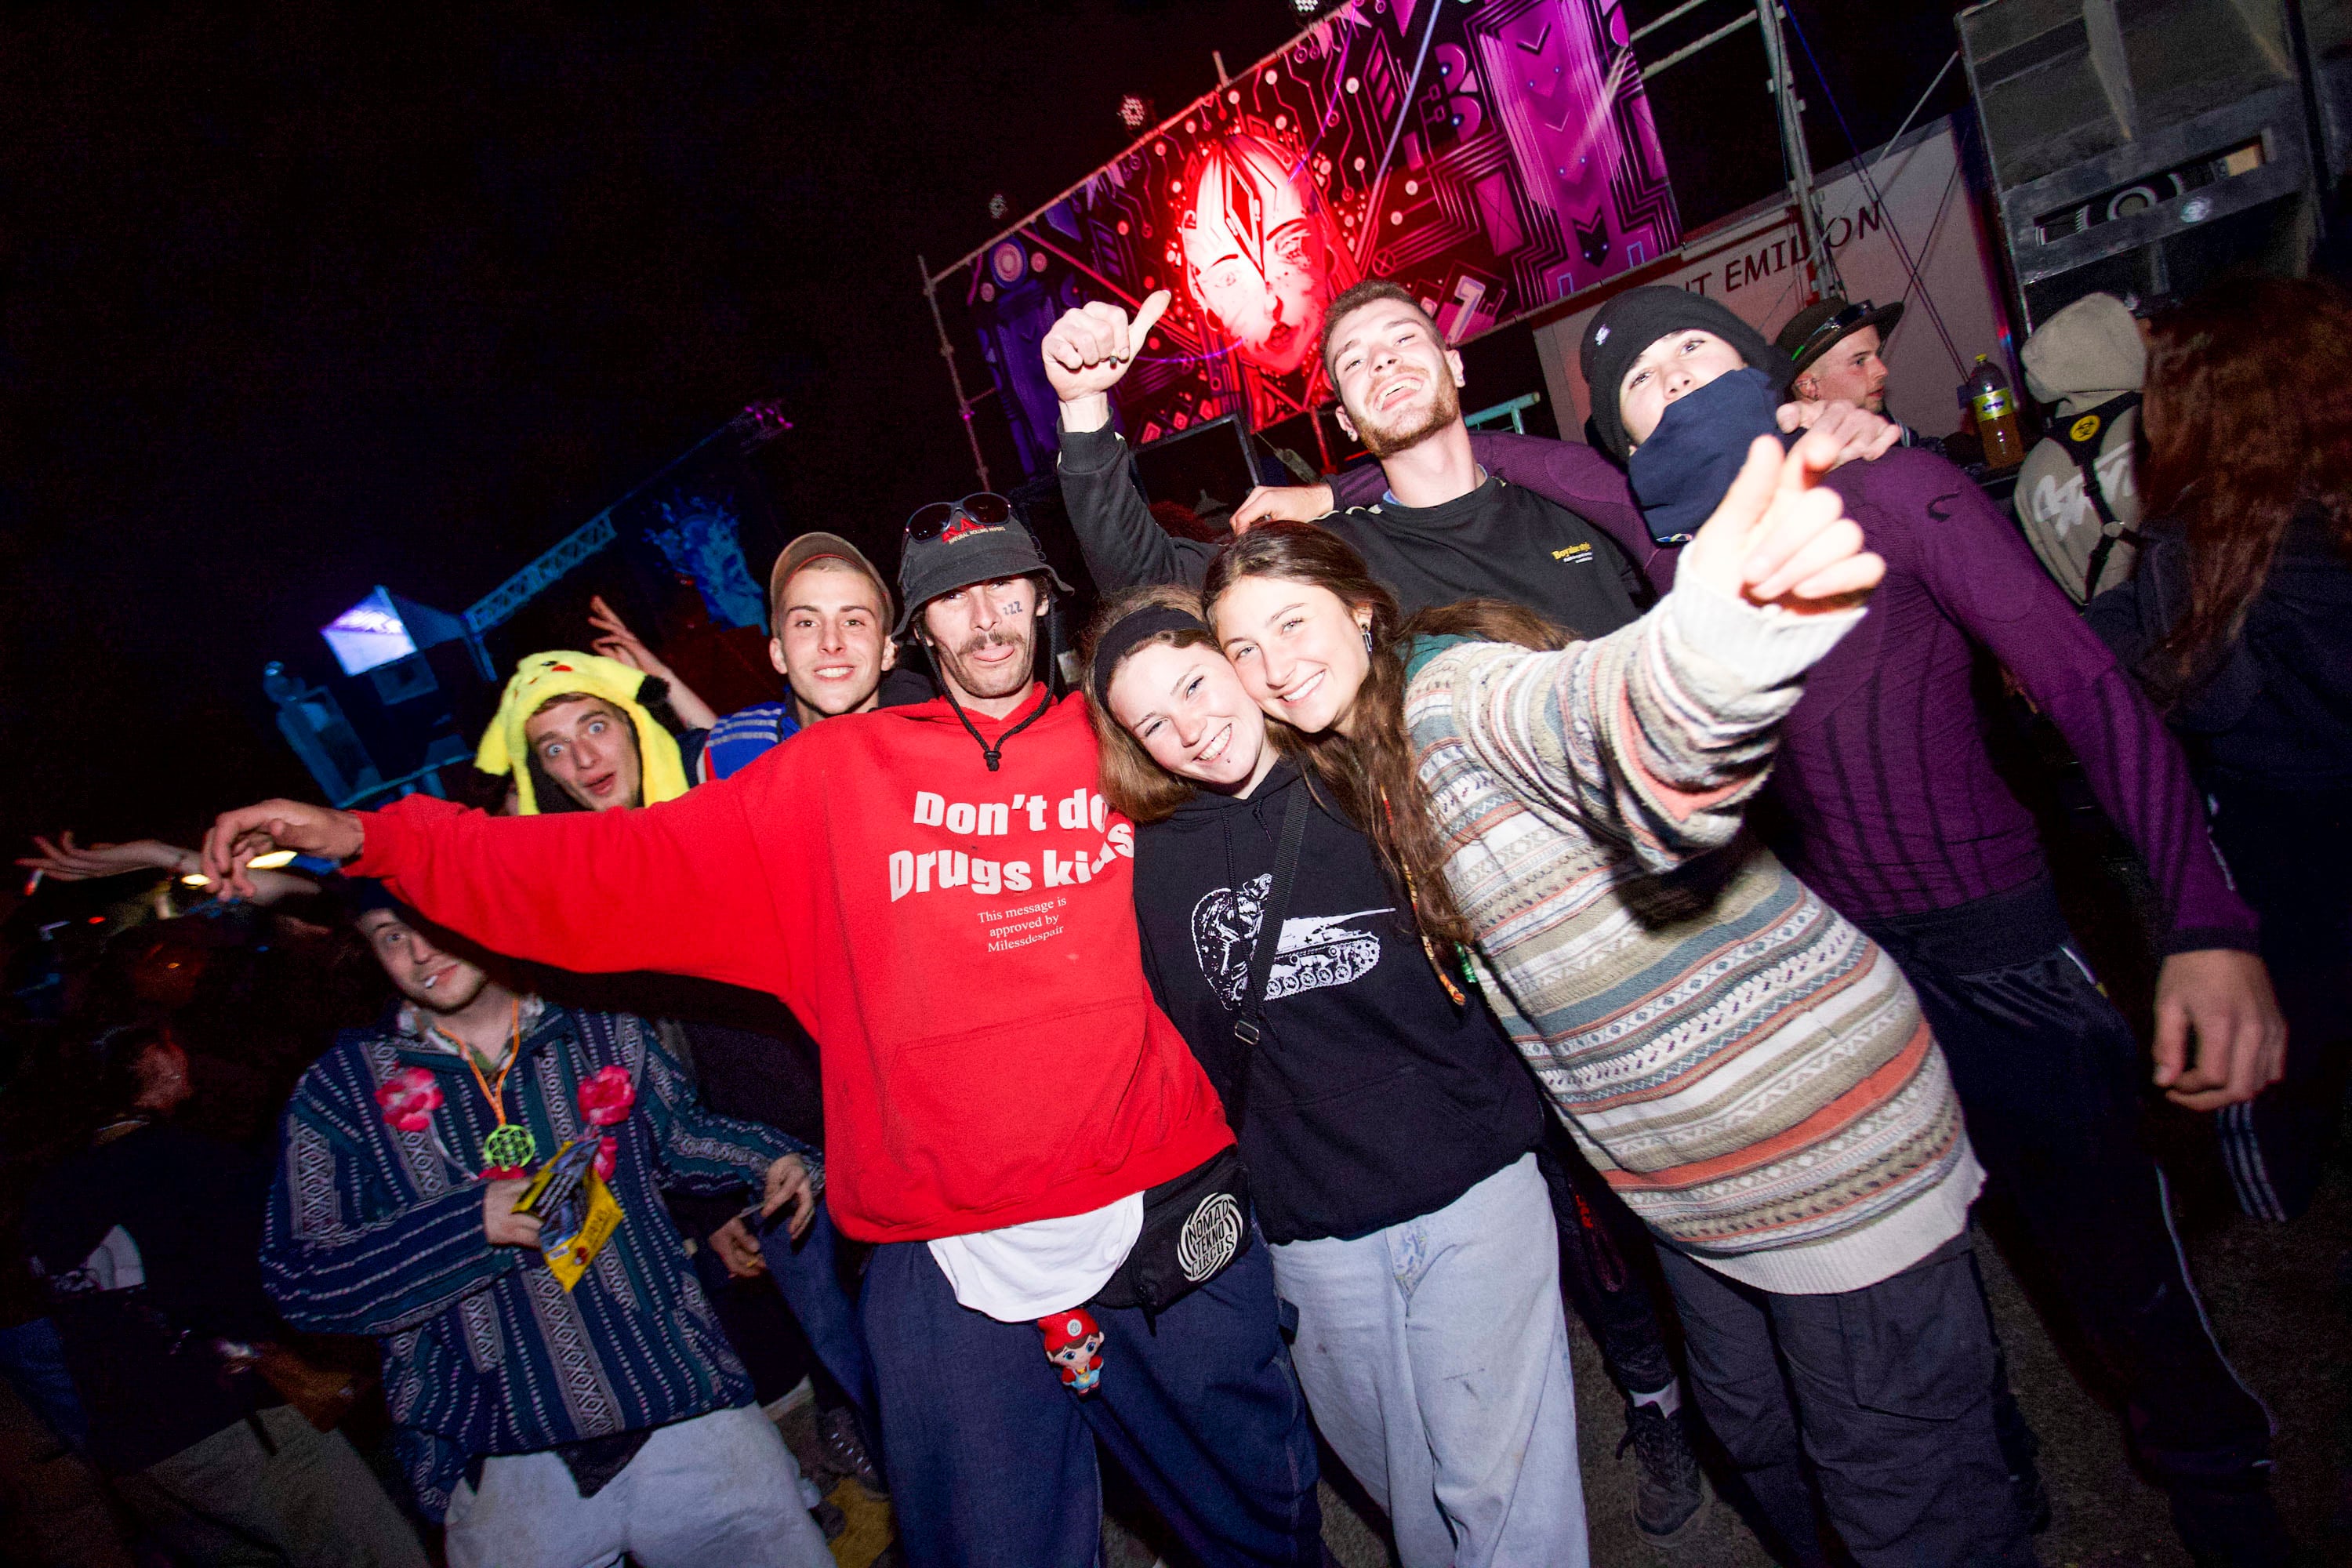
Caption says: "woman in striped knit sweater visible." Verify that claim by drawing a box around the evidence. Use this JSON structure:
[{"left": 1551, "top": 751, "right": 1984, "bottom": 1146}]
[{"left": 1201, "top": 437, "right": 2036, "bottom": 1568}]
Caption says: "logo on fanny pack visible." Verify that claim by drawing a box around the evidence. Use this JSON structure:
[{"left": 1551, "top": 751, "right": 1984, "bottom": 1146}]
[{"left": 1178, "top": 1193, "right": 1244, "bottom": 1282}]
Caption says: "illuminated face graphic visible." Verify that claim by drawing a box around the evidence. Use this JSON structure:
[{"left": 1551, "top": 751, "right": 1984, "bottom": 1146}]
[{"left": 1180, "top": 132, "right": 1338, "bottom": 379}]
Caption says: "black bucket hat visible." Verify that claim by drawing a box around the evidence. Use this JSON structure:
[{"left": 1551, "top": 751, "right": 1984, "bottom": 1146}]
[{"left": 894, "top": 494, "right": 1073, "bottom": 637}]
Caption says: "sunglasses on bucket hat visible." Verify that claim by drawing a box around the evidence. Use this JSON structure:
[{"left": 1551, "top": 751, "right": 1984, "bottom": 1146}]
[{"left": 904, "top": 492, "right": 1014, "bottom": 544}]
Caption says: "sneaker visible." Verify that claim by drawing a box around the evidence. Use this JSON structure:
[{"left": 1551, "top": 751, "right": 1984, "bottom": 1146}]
[
  {"left": 819, "top": 1404, "right": 888, "bottom": 1499},
  {"left": 1619, "top": 1401, "right": 1708, "bottom": 1544}
]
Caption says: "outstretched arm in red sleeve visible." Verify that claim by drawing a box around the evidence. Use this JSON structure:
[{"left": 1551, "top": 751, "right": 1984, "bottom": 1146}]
[{"left": 205, "top": 777, "right": 796, "bottom": 1000}]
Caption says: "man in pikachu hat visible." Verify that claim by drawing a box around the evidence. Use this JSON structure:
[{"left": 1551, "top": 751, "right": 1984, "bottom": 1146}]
[{"left": 475, "top": 650, "right": 697, "bottom": 815}]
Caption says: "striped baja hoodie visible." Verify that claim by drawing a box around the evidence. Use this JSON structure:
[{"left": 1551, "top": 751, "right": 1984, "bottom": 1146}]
[
  {"left": 261, "top": 999, "right": 803, "bottom": 1519},
  {"left": 1407, "top": 579, "right": 1981, "bottom": 1294}
]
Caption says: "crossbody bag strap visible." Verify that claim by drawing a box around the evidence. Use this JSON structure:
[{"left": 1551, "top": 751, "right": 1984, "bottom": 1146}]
[{"left": 1228, "top": 787, "right": 1312, "bottom": 1134}]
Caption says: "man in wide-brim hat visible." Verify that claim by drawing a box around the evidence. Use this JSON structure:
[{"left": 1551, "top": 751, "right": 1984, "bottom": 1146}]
[{"left": 1776, "top": 294, "right": 1956, "bottom": 455}]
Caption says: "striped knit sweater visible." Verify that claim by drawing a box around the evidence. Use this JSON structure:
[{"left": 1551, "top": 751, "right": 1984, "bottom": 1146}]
[
  {"left": 1408, "top": 580, "right": 1982, "bottom": 1294},
  {"left": 260, "top": 999, "right": 803, "bottom": 1519}
]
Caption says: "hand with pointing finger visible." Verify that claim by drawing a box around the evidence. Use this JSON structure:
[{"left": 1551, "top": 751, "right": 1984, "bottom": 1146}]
[
  {"left": 1678, "top": 427, "right": 1884, "bottom": 615},
  {"left": 1044, "top": 290, "right": 1172, "bottom": 434}
]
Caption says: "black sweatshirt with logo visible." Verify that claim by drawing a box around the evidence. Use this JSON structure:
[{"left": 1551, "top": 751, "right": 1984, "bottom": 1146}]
[
  {"left": 1056, "top": 420, "right": 1648, "bottom": 636},
  {"left": 1131, "top": 760, "right": 1547, "bottom": 1244}
]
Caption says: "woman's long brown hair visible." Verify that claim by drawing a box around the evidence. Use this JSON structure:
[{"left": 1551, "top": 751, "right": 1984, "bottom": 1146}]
[
  {"left": 1203, "top": 523, "right": 1563, "bottom": 947},
  {"left": 2140, "top": 277, "right": 2352, "bottom": 699}
]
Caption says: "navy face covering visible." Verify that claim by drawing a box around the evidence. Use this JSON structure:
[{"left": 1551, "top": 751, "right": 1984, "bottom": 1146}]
[{"left": 1626, "top": 365, "right": 1783, "bottom": 545}]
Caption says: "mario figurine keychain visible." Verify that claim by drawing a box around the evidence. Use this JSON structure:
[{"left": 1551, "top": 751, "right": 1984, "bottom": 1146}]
[{"left": 1038, "top": 1309, "right": 1105, "bottom": 1396}]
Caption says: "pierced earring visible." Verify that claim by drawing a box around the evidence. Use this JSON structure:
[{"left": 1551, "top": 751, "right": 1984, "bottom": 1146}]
[{"left": 1361, "top": 626, "right": 1374, "bottom": 653}]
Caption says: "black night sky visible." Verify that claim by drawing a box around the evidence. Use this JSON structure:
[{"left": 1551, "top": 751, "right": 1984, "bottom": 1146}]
[{"left": 0, "top": 1, "right": 1965, "bottom": 858}]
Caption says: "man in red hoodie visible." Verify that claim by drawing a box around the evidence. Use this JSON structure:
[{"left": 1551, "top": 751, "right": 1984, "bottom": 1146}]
[{"left": 205, "top": 501, "right": 1323, "bottom": 1568}]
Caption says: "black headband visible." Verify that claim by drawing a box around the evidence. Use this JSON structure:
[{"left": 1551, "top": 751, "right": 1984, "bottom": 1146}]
[{"left": 1091, "top": 604, "right": 1209, "bottom": 699}]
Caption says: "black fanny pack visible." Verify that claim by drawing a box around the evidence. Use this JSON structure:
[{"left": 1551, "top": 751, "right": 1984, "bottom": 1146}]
[
  {"left": 1093, "top": 787, "right": 1306, "bottom": 1320},
  {"left": 1091, "top": 1145, "right": 1253, "bottom": 1318}
]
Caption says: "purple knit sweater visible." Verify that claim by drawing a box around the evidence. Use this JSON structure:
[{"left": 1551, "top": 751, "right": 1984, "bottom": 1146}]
[{"left": 1331, "top": 433, "right": 2257, "bottom": 952}]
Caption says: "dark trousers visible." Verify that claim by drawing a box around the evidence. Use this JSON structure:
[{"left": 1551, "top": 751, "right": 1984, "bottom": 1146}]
[
  {"left": 861, "top": 1235, "right": 1323, "bottom": 1568},
  {"left": 1857, "top": 877, "right": 2273, "bottom": 1493},
  {"left": 758, "top": 1205, "right": 880, "bottom": 1425},
  {"left": 1536, "top": 1131, "right": 1679, "bottom": 1395},
  {"left": 2207, "top": 779, "right": 2352, "bottom": 1221},
  {"left": 1660, "top": 1238, "right": 2035, "bottom": 1568}
]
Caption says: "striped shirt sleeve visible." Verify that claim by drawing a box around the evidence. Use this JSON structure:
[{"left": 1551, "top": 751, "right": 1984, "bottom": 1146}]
[{"left": 637, "top": 1023, "right": 809, "bottom": 1198}]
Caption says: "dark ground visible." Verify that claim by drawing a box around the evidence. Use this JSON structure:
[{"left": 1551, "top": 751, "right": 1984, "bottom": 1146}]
[
  {"left": 777, "top": 753, "right": 2352, "bottom": 1566},
  {"left": 772, "top": 1102, "right": 2352, "bottom": 1568}
]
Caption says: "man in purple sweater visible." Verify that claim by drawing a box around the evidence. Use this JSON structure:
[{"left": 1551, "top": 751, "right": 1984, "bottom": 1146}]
[{"left": 1380, "top": 286, "right": 2284, "bottom": 1566}]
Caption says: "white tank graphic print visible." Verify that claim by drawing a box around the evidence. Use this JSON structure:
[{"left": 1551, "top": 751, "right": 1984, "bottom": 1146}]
[{"left": 1190, "top": 873, "right": 1391, "bottom": 1006}]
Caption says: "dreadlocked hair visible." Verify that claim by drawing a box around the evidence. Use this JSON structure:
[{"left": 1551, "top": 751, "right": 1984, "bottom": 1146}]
[{"left": 1201, "top": 522, "right": 1566, "bottom": 948}]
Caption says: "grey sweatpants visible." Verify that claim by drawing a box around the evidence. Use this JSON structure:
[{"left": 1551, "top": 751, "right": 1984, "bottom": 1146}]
[{"left": 1270, "top": 1153, "right": 1588, "bottom": 1568}]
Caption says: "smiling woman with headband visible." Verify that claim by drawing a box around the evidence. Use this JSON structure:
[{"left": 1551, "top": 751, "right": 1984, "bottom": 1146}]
[{"left": 1081, "top": 582, "right": 1590, "bottom": 1568}]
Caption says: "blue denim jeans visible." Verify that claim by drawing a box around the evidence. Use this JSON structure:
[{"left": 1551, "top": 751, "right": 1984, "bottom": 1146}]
[
  {"left": 1270, "top": 1152, "right": 1588, "bottom": 1568},
  {"left": 862, "top": 1233, "right": 1321, "bottom": 1568}
]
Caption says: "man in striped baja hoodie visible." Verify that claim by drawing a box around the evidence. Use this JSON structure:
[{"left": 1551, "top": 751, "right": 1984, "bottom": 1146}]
[
  {"left": 262, "top": 887, "right": 835, "bottom": 1568},
  {"left": 1399, "top": 568, "right": 2026, "bottom": 1566}
]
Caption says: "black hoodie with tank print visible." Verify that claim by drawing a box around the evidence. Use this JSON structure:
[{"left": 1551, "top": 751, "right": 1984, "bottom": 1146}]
[{"left": 1131, "top": 759, "right": 1547, "bottom": 1245}]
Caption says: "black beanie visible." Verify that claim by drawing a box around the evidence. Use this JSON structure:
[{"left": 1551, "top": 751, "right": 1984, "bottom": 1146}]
[{"left": 1580, "top": 286, "right": 1791, "bottom": 461}]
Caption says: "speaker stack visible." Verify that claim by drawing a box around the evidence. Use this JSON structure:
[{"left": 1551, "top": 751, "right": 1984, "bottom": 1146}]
[{"left": 1958, "top": 0, "right": 2321, "bottom": 328}]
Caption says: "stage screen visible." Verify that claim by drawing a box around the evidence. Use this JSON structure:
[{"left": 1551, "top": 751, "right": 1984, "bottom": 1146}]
[
  {"left": 953, "top": 0, "right": 1678, "bottom": 478},
  {"left": 321, "top": 586, "right": 418, "bottom": 678}
]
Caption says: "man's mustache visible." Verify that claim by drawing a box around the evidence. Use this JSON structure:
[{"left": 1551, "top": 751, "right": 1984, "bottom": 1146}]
[{"left": 956, "top": 630, "right": 1023, "bottom": 658}]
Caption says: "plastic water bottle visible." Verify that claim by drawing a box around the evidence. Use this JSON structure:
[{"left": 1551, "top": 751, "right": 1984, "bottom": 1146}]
[{"left": 1960, "top": 354, "right": 2026, "bottom": 470}]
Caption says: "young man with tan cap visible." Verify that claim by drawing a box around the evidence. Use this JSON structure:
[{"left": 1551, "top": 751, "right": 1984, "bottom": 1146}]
[
  {"left": 698, "top": 532, "right": 929, "bottom": 779},
  {"left": 586, "top": 532, "right": 923, "bottom": 780}
]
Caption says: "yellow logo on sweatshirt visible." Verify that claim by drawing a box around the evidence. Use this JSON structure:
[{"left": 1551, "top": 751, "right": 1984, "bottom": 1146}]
[
  {"left": 1552, "top": 543, "right": 1593, "bottom": 564},
  {"left": 2070, "top": 413, "right": 2103, "bottom": 442}
]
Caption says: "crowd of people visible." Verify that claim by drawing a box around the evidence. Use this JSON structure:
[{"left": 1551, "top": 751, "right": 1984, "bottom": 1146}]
[{"left": 0, "top": 267, "right": 2344, "bottom": 1568}]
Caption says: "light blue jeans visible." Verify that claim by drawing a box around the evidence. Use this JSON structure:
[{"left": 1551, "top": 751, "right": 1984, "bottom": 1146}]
[
  {"left": 443, "top": 1405, "right": 832, "bottom": 1568},
  {"left": 1269, "top": 1152, "right": 1589, "bottom": 1568}
]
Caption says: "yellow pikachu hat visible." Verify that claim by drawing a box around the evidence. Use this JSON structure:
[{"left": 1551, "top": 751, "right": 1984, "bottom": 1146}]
[{"left": 475, "top": 651, "right": 690, "bottom": 815}]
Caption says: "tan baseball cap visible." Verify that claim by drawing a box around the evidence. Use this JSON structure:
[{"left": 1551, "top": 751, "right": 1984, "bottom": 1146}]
[{"left": 766, "top": 532, "right": 895, "bottom": 634}]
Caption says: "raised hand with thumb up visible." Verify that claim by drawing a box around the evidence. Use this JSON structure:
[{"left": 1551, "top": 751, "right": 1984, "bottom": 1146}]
[{"left": 1044, "top": 289, "right": 1171, "bottom": 433}]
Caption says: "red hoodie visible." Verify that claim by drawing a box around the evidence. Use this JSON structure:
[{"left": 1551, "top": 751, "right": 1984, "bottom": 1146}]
[{"left": 348, "top": 685, "right": 1233, "bottom": 1243}]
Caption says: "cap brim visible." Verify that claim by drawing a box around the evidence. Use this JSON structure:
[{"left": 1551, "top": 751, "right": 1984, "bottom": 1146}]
[
  {"left": 769, "top": 532, "right": 895, "bottom": 630},
  {"left": 894, "top": 559, "right": 1075, "bottom": 636},
  {"left": 1794, "top": 301, "right": 1907, "bottom": 373}
]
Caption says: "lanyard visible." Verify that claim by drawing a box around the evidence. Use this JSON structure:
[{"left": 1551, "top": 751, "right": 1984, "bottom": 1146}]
[{"left": 437, "top": 1000, "right": 534, "bottom": 1171}]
